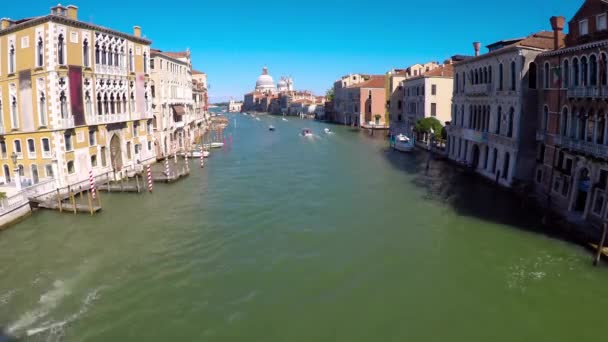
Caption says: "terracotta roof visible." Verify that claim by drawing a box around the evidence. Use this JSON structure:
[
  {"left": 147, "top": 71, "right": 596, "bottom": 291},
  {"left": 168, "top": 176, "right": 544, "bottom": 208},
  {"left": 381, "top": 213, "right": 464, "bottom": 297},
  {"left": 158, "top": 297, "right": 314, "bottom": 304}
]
[
  {"left": 192, "top": 69, "right": 205, "bottom": 75},
  {"left": 164, "top": 51, "right": 189, "bottom": 59},
  {"left": 459, "top": 31, "right": 560, "bottom": 66},
  {"left": 349, "top": 75, "right": 386, "bottom": 88},
  {"left": 419, "top": 64, "right": 454, "bottom": 78}
]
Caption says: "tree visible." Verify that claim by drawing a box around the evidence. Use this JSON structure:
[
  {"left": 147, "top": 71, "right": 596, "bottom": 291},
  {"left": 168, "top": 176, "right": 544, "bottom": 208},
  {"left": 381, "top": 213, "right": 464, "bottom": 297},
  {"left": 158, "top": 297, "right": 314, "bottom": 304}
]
[
  {"left": 415, "top": 117, "right": 443, "bottom": 134},
  {"left": 325, "top": 88, "right": 335, "bottom": 102}
]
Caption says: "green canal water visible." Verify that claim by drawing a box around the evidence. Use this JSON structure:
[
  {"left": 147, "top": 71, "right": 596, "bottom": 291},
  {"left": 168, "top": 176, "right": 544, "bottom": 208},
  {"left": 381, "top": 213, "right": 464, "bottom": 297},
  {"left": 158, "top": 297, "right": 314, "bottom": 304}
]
[{"left": 2, "top": 114, "right": 608, "bottom": 341}]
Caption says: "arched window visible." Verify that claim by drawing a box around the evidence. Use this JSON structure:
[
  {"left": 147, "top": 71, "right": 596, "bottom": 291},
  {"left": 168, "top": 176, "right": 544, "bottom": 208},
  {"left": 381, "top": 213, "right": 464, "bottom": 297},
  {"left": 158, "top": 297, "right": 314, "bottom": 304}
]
[
  {"left": 3, "top": 165, "right": 10, "bottom": 184},
  {"left": 587, "top": 109, "right": 594, "bottom": 142},
  {"left": 541, "top": 106, "right": 549, "bottom": 132},
  {"left": 101, "top": 44, "right": 107, "bottom": 65},
  {"left": 9, "top": 44, "right": 15, "bottom": 73},
  {"left": 57, "top": 34, "right": 65, "bottom": 65},
  {"left": 122, "top": 94, "right": 127, "bottom": 114},
  {"left": 114, "top": 48, "right": 119, "bottom": 67},
  {"left": 488, "top": 66, "right": 493, "bottom": 84},
  {"left": 474, "top": 70, "right": 479, "bottom": 85},
  {"left": 39, "top": 92, "right": 47, "bottom": 126},
  {"left": 110, "top": 94, "right": 115, "bottom": 114},
  {"left": 507, "top": 107, "right": 514, "bottom": 137},
  {"left": 581, "top": 56, "right": 588, "bottom": 86},
  {"left": 590, "top": 54, "right": 598, "bottom": 86},
  {"left": 95, "top": 43, "right": 100, "bottom": 64},
  {"left": 570, "top": 107, "right": 577, "bottom": 138},
  {"left": 544, "top": 62, "right": 550, "bottom": 88},
  {"left": 129, "top": 49, "right": 134, "bottom": 72},
  {"left": 144, "top": 52, "right": 148, "bottom": 73},
  {"left": 82, "top": 39, "right": 90, "bottom": 68},
  {"left": 503, "top": 152, "right": 510, "bottom": 180},
  {"left": 510, "top": 61, "right": 516, "bottom": 90},
  {"left": 496, "top": 106, "right": 502, "bottom": 134},
  {"left": 573, "top": 57, "right": 580, "bottom": 86},
  {"left": 60, "top": 91, "right": 68, "bottom": 119},
  {"left": 563, "top": 59, "right": 570, "bottom": 88},
  {"left": 103, "top": 94, "right": 109, "bottom": 114},
  {"left": 578, "top": 109, "right": 586, "bottom": 140},
  {"left": 97, "top": 93, "right": 102, "bottom": 115},
  {"left": 483, "top": 67, "right": 488, "bottom": 84},
  {"left": 601, "top": 53, "right": 607, "bottom": 86},
  {"left": 108, "top": 46, "right": 113, "bottom": 66},
  {"left": 462, "top": 72, "right": 465, "bottom": 91},
  {"left": 10, "top": 95, "right": 18, "bottom": 129},
  {"left": 85, "top": 91, "right": 92, "bottom": 116},
  {"left": 529, "top": 62, "right": 537, "bottom": 89},
  {"left": 561, "top": 107, "right": 568, "bottom": 136},
  {"left": 498, "top": 63, "right": 504, "bottom": 90},
  {"left": 486, "top": 106, "right": 491, "bottom": 132},
  {"left": 484, "top": 146, "right": 489, "bottom": 170},
  {"left": 455, "top": 73, "right": 459, "bottom": 93},
  {"left": 460, "top": 105, "right": 464, "bottom": 127},
  {"left": 492, "top": 148, "right": 498, "bottom": 173},
  {"left": 597, "top": 110, "right": 605, "bottom": 144},
  {"left": 37, "top": 37, "right": 44, "bottom": 67}
]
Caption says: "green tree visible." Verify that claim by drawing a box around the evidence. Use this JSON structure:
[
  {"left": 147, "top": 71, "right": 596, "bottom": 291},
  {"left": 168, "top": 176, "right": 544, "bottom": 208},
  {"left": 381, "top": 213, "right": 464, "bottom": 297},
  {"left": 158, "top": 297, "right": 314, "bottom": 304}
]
[
  {"left": 325, "top": 89, "right": 335, "bottom": 102},
  {"left": 415, "top": 117, "right": 443, "bottom": 134}
]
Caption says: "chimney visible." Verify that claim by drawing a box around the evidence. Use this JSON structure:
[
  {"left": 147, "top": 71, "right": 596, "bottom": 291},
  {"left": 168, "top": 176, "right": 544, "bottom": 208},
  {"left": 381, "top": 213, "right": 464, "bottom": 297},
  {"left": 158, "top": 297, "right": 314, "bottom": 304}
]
[
  {"left": 0, "top": 18, "right": 11, "bottom": 30},
  {"left": 473, "top": 42, "right": 481, "bottom": 57},
  {"left": 133, "top": 26, "right": 141, "bottom": 37},
  {"left": 550, "top": 16, "right": 566, "bottom": 50},
  {"left": 67, "top": 5, "right": 78, "bottom": 20}
]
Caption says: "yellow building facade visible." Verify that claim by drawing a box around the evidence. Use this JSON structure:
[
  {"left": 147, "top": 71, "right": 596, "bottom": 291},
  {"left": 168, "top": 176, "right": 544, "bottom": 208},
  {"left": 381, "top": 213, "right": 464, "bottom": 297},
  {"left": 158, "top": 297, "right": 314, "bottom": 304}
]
[{"left": 0, "top": 4, "right": 155, "bottom": 191}]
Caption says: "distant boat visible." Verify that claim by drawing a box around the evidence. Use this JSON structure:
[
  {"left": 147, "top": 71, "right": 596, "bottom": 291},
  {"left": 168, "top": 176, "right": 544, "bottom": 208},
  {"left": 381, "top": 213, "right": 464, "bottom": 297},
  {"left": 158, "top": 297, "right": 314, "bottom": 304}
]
[
  {"left": 203, "top": 142, "right": 225, "bottom": 149},
  {"left": 255, "top": 117, "right": 261, "bottom": 121},
  {"left": 393, "top": 134, "right": 414, "bottom": 152},
  {"left": 242, "top": 112, "right": 248, "bottom": 116},
  {"left": 301, "top": 128, "right": 313, "bottom": 137},
  {"left": 269, "top": 125, "right": 276, "bottom": 131},
  {"left": 324, "top": 128, "right": 333, "bottom": 134},
  {"left": 282, "top": 118, "right": 288, "bottom": 122}
]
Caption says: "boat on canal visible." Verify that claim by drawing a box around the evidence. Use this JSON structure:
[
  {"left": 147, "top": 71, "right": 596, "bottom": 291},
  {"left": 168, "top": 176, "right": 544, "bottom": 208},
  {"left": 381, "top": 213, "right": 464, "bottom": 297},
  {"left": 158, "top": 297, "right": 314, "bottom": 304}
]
[
  {"left": 393, "top": 134, "right": 414, "bottom": 152},
  {"left": 203, "top": 142, "right": 225, "bottom": 149},
  {"left": 269, "top": 125, "right": 276, "bottom": 131},
  {"left": 301, "top": 128, "right": 313, "bottom": 137},
  {"left": 324, "top": 128, "right": 333, "bottom": 134}
]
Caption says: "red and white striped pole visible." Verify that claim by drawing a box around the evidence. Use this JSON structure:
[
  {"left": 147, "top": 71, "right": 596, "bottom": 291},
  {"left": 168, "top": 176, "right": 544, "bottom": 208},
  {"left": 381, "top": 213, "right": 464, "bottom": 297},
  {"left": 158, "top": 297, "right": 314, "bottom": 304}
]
[
  {"left": 165, "top": 157, "right": 170, "bottom": 177},
  {"left": 89, "top": 170, "right": 96, "bottom": 199},
  {"left": 185, "top": 151, "right": 189, "bottom": 172},
  {"left": 146, "top": 164, "right": 153, "bottom": 192},
  {"left": 200, "top": 146, "right": 204, "bottom": 168}
]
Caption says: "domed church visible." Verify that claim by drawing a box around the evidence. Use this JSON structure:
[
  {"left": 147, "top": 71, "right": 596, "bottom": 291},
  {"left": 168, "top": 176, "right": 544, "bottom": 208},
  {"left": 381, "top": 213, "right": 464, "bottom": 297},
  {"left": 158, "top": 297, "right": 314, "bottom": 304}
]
[{"left": 255, "top": 67, "right": 277, "bottom": 94}]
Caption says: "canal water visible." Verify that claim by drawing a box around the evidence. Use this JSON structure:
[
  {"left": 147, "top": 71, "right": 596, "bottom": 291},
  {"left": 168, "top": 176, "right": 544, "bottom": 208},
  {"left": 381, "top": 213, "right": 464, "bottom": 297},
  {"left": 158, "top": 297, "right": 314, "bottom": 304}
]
[{"left": 2, "top": 114, "right": 608, "bottom": 341}]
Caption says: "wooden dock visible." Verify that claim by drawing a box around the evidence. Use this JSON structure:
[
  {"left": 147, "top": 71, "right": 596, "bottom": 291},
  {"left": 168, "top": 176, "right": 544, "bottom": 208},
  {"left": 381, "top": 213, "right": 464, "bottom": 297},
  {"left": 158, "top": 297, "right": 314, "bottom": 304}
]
[
  {"left": 30, "top": 199, "right": 102, "bottom": 214},
  {"left": 153, "top": 170, "right": 190, "bottom": 183},
  {"left": 97, "top": 183, "right": 142, "bottom": 193}
]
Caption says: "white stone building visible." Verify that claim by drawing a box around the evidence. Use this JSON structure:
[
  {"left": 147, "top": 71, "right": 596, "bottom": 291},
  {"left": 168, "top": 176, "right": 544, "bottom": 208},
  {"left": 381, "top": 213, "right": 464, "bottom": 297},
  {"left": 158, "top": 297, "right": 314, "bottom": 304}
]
[{"left": 447, "top": 32, "right": 556, "bottom": 187}]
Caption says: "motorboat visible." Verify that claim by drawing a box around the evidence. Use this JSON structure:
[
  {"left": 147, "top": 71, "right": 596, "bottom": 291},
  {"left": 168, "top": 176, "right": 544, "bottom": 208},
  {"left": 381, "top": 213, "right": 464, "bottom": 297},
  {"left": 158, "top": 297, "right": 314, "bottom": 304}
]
[
  {"left": 255, "top": 117, "right": 261, "bottom": 121},
  {"left": 269, "top": 125, "right": 276, "bottom": 131},
  {"left": 324, "top": 128, "right": 333, "bottom": 134},
  {"left": 242, "top": 112, "right": 248, "bottom": 116},
  {"left": 190, "top": 146, "right": 212, "bottom": 157},
  {"left": 282, "top": 118, "right": 288, "bottom": 122},
  {"left": 203, "top": 142, "right": 225, "bottom": 149},
  {"left": 393, "top": 134, "right": 414, "bottom": 152},
  {"left": 301, "top": 128, "right": 313, "bottom": 137}
]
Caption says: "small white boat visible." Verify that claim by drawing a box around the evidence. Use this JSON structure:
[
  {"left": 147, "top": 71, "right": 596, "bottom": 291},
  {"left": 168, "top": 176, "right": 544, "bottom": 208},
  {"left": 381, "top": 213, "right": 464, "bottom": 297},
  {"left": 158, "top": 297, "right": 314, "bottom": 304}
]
[
  {"left": 190, "top": 148, "right": 211, "bottom": 158},
  {"left": 301, "top": 128, "right": 313, "bottom": 137},
  {"left": 394, "top": 134, "right": 414, "bottom": 152},
  {"left": 282, "top": 118, "right": 288, "bottom": 122},
  {"left": 204, "top": 142, "right": 225, "bottom": 149},
  {"left": 324, "top": 128, "right": 333, "bottom": 134},
  {"left": 269, "top": 125, "right": 276, "bottom": 131},
  {"left": 255, "top": 117, "right": 261, "bottom": 121},
  {"left": 242, "top": 112, "right": 248, "bottom": 116}
]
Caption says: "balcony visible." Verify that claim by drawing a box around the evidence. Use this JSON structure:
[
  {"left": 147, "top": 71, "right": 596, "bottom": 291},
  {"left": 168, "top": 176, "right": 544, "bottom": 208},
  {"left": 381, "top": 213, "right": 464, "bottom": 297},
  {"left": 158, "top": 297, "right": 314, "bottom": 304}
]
[
  {"left": 175, "top": 120, "right": 185, "bottom": 128},
  {"left": 94, "top": 64, "right": 127, "bottom": 76},
  {"left": 57, "top": 116, "right": 75, "bottom": 129},
  {"left": 488, "top": 133, "right": 517, "bottom": 149},
  {"left": 465, "top": 83, "right": 493, "bottom": 96},
  {"left": 556, "top": 135, "right": 608, "bottom": 159},
  {"left": 462, "top": 128, "right": 489, "bottom": 144},
  {"left": 86, "top": 113, "right": 130, "bottom": 125},
  {"left": 565, "top": 86, "right": 608, "bottom": 99}
]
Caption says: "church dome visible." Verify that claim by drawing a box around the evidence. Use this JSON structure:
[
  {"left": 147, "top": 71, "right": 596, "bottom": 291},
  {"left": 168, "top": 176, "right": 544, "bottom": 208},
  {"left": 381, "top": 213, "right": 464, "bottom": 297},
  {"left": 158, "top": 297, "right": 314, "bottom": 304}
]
[
  {"left": 278, "top": 79, "right": 287, "bottom": 87},
  {"left": 256, "top": 67, "right": 276, "bottom": 90}
]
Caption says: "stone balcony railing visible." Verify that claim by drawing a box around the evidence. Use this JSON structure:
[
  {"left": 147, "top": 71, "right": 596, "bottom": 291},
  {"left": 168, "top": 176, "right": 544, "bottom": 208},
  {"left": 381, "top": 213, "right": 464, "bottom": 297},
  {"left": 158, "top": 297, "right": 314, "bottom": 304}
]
[
  {"left": 94, "top": 64, "right": 127, "bottom": 76},
  {"left": 465, "top": 83, "right": 493, "bottom": 96},
  {"left": 86, "top": 113, "right": 129, "bottom": 125},
  {"left": 566, "top": 86, "right": 608, "bottom": 99},
  {"left": 554, "top": 135, "right": 608, "bottom": 158},
  {"left": 57, "top": 116, "right": 75, "bottom": 129}
]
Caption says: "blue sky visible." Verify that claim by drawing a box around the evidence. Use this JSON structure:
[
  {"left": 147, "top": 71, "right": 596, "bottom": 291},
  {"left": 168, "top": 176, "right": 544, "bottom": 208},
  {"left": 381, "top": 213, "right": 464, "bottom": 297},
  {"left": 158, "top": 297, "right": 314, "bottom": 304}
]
[{"left": 7, "top": 1, "right": 582, "bottom": 102}]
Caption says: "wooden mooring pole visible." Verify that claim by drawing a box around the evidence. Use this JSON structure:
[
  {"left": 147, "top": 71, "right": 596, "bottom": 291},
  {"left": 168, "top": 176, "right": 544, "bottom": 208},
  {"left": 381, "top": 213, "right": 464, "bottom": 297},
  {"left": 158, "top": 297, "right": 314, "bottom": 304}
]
[
  {"left": 56, "top": 188, "right": 63, "bottom": 213},
  {"left": 594, "top": 223, "right": 608, "bottom": 266},
  {"left": 87, "top": 190, "right": 94, "bottom": 216},
  {"left": 135, "top": 174, "right": 141, "bottom": 193},
  {"left": 69, "top": 187, "right": 76, "bottom": 214}
]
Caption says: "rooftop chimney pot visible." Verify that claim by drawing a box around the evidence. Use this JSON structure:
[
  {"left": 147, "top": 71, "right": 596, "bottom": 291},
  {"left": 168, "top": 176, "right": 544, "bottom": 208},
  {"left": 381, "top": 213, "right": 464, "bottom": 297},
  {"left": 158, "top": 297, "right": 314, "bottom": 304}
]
[{"left": 473, "top": 42, "right": 481, "bottom": 57}]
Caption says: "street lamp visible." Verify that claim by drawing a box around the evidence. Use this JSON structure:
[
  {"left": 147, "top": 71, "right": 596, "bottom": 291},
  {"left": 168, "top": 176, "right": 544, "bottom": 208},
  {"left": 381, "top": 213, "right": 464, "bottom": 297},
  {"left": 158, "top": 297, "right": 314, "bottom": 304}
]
[{"left": 11, "top": 152, "right": 21, "bottom": 191}]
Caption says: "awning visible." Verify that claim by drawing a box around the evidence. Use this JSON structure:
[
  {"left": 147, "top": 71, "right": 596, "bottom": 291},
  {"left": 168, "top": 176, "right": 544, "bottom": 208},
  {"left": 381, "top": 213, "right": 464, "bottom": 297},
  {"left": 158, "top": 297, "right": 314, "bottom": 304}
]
[{"left": 172, "top": 105, "right": 185, "bottom": 116}]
